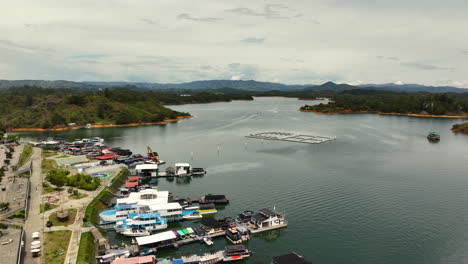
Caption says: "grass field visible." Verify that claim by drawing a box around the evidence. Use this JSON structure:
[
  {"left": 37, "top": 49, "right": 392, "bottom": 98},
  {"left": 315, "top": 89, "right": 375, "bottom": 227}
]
[
  {"left": 48, "top": 208, "right": 77, "bottom": 226},
  {"left": 43, "top": 230, "right": 72, "bottom": 264},
  {"left": 18, "top": 144, "right": 33, "bottom": 167},
  {"left": 77, "top": 232, "right": 96, "bottom": 264}
]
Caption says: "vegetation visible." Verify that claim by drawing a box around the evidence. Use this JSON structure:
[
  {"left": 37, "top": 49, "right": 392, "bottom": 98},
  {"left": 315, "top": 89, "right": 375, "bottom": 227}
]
[
  {"left": 42, "top": 158, "right": 56, "bottom": 174},
  {"left": 69, "top": 191, "right": 88, "bottom": 200},
  {"left": 46, "top": 169, "right": 101, "bottom": 191},
  {"left": 42, "top": 151, "right": 59, "bottom": 158},
  {"left": 8, "top": 210, "right": 25, "bottom": 219},
  {"left": 18, "top": 144, "right": 33, "bottom": 167},
  {"left": 83, "top": 168, "right": 129, "bottom": 226},
  {"left": 452, "top": 122, "right": 468, "bottom": 133},
  {"left": 0, "top": 202, "right": 9, "bottom": 211},
  {"left": 301, "top": 91, "right": 468, "bottom": 116},
  {"left": 40, "top": 202, "right": 59, "bottom": 213},
  {"left": 0, "top": 86, "right": 242, "bottom": 129},
  {"left": 43, "top": 230, "right": 72, "bottom": 264},
  {"left": 77, "top": 232, "right": 96, "bottom": 264},
  {"left": 48, "top": 208, "right": 77, "bottom": 226},
  {"left": 42, "top": 182, "right": 59, "bottom": 194}
]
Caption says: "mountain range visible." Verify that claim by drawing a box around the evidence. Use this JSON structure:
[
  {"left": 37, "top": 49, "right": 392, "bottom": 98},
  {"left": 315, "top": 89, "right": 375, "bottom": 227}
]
[{"left": 0, "top": 79, "right": 467, "bottom": 93}]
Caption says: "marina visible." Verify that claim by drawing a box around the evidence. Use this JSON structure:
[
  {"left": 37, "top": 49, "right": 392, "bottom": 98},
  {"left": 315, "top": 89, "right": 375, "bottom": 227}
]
[{"left": 14, "top": 97, "right": 468, "bottom": 264}]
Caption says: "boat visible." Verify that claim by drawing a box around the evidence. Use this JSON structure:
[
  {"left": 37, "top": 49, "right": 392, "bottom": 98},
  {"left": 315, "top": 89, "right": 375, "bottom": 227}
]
[
  {"left": 199, "top": 194, "right": 229, "bottom": 205},
  {"left": 181, "top": 210, "right": 203, "bottom": 220},
  {"left": 427, "top": 132, "right": 441, "bottom": 141},
  {"left": 175, "top": 163, "right": 192, "bottom": 176},
  {"left": 197, "top": 203, "right": 218, "bottom": 215},
  {"left": 222, "top": 245, "right": 251, "bottom": 262},
  {"left": 114, "top": 212, "right": 168, "bottom": 237},
  {"left": 99, "top": 189, "right": 170, "bottom": 224},
  {"left": 245, "top": 208, "right": 288, "bottom": 233},
  {"left": 203, "top": 237, "right": 214, "bottom": 246},
  {"left": 192, "top": 167, "right": 207, "bottom": 176},
  {"left": 225, "top": 225, "right": 250, "bottom": 244}
]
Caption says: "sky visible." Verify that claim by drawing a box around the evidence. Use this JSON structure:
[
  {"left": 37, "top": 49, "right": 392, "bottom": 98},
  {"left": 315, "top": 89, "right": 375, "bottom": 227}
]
[{"left": 1, "top": 0, "right": 468, "bottom": 87}]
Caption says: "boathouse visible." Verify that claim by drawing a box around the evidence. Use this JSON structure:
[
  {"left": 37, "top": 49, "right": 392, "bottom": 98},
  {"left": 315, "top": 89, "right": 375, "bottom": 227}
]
[
  {"left": 135, "top": 164, "right": 159, "bottom": 177},
  {"left": 200, "top": 217, "right": 224, "bottom": 234},
  {"left": 135, "top": 230, "right": 177, "bottom": 248}
]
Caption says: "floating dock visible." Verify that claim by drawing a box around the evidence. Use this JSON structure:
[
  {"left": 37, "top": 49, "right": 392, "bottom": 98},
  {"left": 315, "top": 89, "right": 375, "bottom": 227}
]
[{"left": 246, "top": 132, "right": 336, "bottom": 144}]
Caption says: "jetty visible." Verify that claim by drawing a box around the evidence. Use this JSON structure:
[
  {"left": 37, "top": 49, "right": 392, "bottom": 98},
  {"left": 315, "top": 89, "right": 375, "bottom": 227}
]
[{"left": 246, "top": 132, "right": 336, "bottom": 144}]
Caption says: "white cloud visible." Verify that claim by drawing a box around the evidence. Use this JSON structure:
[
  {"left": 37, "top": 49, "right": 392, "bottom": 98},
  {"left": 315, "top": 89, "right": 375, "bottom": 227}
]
[
  {"left": 230, "top": 75, "right": 243, "bottom": 81},
  {"left": 0, "top": 0, "right": 467, "bottom": 86}
]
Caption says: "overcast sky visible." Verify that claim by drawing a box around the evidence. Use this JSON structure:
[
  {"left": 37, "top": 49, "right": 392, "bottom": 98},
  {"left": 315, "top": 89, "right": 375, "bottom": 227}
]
[{"left": 1, "top": 0, "right": 467, "bottom": 87}]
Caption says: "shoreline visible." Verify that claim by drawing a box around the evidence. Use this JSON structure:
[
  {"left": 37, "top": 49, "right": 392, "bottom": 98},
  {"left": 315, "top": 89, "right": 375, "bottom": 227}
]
[
  {"left": 162, "top": 99, "right": 253, "bottom": 105},
  {"left": 299, "top": 109, "right": 468, "bottom": 119},
  {"left": 451, "top": 128, "right": 468, "bottom": 134},
  {"left": 9, "top": 115, "right": 193, "bottom": 132}
]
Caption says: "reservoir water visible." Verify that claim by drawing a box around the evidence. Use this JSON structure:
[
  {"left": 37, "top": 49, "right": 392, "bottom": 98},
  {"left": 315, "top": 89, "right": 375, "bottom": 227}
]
[{"left": 20, "top": 97, "right": 468, "bottom": 264}]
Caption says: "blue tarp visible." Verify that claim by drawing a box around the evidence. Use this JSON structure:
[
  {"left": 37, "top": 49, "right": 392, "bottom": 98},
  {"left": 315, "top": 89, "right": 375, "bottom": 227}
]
[{"left": 172, "top": 260, "right": 184, "bottom": 264}]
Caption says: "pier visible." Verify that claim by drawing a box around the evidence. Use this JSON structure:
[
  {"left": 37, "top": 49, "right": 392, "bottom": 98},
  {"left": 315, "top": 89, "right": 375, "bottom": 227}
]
[{"left": 246, "top": 131, "right": 336, "bottom": 144}]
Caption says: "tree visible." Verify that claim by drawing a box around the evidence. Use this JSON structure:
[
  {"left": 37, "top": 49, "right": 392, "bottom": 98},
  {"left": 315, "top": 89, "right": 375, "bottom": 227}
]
[
  {"left": 51, "top": 113, "right": 66, "bottom": 126},
  {"left": 46, "top": 169, "right": 70, "bottom": 187},
  {"left": 67, "top": 95, "right": 86, "bottom": 106}
]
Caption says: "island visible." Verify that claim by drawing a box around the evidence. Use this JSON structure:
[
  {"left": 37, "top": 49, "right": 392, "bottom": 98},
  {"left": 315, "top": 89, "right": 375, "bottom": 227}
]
[
  {"left": 452, "top": 123, "right": 468, "bottom": 134},
  {"left": 0, "top": 86, "right": 253, "bottom": 131},
  {"left": 300, "top": 91, "right": 468, "bottom": 118}
]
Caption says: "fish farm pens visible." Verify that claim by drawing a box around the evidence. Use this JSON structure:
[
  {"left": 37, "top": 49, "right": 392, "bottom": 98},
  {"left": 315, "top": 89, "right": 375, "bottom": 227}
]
[{"left": 246, "top": 132, "right": 336, "bottom": 144}]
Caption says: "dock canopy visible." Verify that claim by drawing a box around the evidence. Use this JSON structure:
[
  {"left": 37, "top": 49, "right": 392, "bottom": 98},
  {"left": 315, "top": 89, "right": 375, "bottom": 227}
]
[
  {"left": 124, "top": 182, "right": 139, "bottom": 188},
  {"left": 135, "top": 164, "right": 159, "bottom": 171},
  {"left": 175, "top": 163, "right": 190, "bottom": 167},
  {"left": 136, "top": 231, "right": 177, "bottom": 246},
  {"left": 96, "top": 153, "right": 120, "bottom": 160},
  {"left": 128, "top": 177, "right": 140, "bottom": 182}
]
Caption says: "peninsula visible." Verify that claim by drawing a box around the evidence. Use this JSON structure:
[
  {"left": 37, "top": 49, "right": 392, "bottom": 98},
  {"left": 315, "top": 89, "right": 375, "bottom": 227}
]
[{"left": 300, "top": 91, "right": 468, "bottom": 119}]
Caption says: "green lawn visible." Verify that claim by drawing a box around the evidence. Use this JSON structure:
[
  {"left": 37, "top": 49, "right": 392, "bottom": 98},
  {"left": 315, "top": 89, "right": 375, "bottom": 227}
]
[
  {"left": 41, "top": 159, "right": 56, "bottom": 174},
  {"left": 40, "top": 202, "right": 59, "bottom": 213},
  {"left": 48, "top": 208, "right": 77, "bottom": 226},
  {"left": 43, "top": 230, "right": 72, "bottom": 264},
  {"left": 18, "top": 144, "right": 33, "bottom": 167},
  {"left": 69, "top": 192, "right": 88, "bottom": 200},
  {"left": 42, "top": 151, "right": 58, "bottom": 158},
  {"left": 77, "top": 232, "right": 96, "bottom": 264}
]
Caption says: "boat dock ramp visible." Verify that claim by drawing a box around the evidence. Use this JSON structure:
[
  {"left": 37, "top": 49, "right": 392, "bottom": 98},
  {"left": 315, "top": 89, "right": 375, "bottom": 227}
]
[{"left": 246, "top": 131, "right": 336, "bottom": 144}]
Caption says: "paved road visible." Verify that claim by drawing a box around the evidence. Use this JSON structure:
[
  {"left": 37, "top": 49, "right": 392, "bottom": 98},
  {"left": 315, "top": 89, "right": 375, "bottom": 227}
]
[{"left": 22, "top": 147, "right": 43, "bottom": 264}]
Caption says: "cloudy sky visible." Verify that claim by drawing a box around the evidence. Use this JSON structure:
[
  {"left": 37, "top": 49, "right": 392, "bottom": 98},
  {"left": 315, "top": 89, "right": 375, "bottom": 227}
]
[{"left": 1, "top": 0, "right": 468, "bottom": 86}]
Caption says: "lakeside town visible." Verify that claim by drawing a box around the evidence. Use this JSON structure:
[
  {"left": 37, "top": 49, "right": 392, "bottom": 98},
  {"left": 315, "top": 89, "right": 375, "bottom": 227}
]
[{"left": 0, "top": 134, "right": 310, "bottom": 264}]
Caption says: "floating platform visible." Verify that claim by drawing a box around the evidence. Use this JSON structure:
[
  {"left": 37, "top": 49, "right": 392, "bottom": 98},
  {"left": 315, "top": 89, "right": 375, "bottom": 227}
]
[{"left": 246, "top": 132, "right": 336, "bottom": 144}]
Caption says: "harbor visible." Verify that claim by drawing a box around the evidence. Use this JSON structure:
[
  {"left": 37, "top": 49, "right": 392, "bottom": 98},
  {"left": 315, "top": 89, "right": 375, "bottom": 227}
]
[{"left": 11, "top": 97, "right": 468, "bottom": 264}]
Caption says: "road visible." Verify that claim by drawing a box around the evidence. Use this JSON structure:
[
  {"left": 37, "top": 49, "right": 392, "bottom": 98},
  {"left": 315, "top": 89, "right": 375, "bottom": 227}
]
[{"left": 22, "top": 147, "right": 43, "bottom": 264}]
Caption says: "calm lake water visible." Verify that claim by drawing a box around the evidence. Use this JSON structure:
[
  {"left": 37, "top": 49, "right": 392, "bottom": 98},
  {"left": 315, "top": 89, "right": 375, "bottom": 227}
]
[{"left": 20, "top": 97, "right": 468, "bottom": 264}]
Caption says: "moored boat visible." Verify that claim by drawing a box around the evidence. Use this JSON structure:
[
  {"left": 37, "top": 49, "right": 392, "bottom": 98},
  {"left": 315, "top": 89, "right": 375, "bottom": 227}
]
[{"left": 427, "top": 132, "right": 440, "bottom": 141}]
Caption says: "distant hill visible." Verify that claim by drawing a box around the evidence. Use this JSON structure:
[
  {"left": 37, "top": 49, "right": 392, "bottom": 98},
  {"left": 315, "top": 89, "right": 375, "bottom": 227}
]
[{"left": 0, "top": 79, "right": 467, "bottom": 93}]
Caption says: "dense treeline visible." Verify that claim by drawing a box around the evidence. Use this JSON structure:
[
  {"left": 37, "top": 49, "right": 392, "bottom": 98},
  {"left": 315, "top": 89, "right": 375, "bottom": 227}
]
[
  {"left": 0, "top": 86, "right": 253, "bottom": 129},
  {"left": 300, "top": 90, "right": 468, "bottom": 116}
]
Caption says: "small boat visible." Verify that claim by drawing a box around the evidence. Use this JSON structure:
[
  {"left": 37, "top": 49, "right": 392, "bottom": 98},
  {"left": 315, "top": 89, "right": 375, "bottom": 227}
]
[
  {"left": 192, "top": 167, "right": 207, "bottom": 176},
  {"left": 203, "top": 237, "right": 214, "bottom": 246},
  {"left": 181, "top": 210, "right": 203, "bottom": 220},
  {"left": 427, "top": 132, "right": 440, "bottom": 141}
]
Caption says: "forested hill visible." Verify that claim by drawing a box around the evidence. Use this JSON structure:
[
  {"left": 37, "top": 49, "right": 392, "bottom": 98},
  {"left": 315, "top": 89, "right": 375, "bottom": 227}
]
[
  {"left": 0, "top": 87, "right": 252, "bottom": 129},
  {"left": 300, "top": 91, "right": 468, "bottom": 116},
  {"left": 1, "top": 79, "right": 467, "bottom": 93}
]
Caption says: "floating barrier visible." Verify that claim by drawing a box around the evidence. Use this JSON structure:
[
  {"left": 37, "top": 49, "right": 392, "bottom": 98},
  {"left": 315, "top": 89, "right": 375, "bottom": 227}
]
[{"left": 246, "top": 132, "right": 336, "bottom": 144}]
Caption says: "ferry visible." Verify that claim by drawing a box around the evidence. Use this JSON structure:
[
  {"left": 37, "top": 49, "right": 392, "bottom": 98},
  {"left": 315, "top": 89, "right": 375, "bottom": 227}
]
[
  {"left": 114, "top": 212, "right": 168, "bottom": 237},
  {"left": 99, "top": 189, "right": 170, "bottom": 224}
]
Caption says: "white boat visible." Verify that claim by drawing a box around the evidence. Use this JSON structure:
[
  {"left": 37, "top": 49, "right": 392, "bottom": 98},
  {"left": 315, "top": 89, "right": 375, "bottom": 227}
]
[
  {"left": 114, "top": 213, "right": 168, "bottom": 237},
  {"left": 181, "top": 210, "right": 203, "bottom": 220},
  {"left": 32, "top": 232, "right": 40, "bottom": 239},
  {"left": 91, "top": 137, "right": 104, "bottom": 143},
  {"left": 175, "top": 163, "right": 192, "bottom": 176},
  {"left": 99, "top": 189, "right": 170, "bottom": 224},
  {"left": 203, "top": 237, "right": 214, "bottom": 246},
  {"left": 246, "top": 208, "right": 288, "bottom": 233}
]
